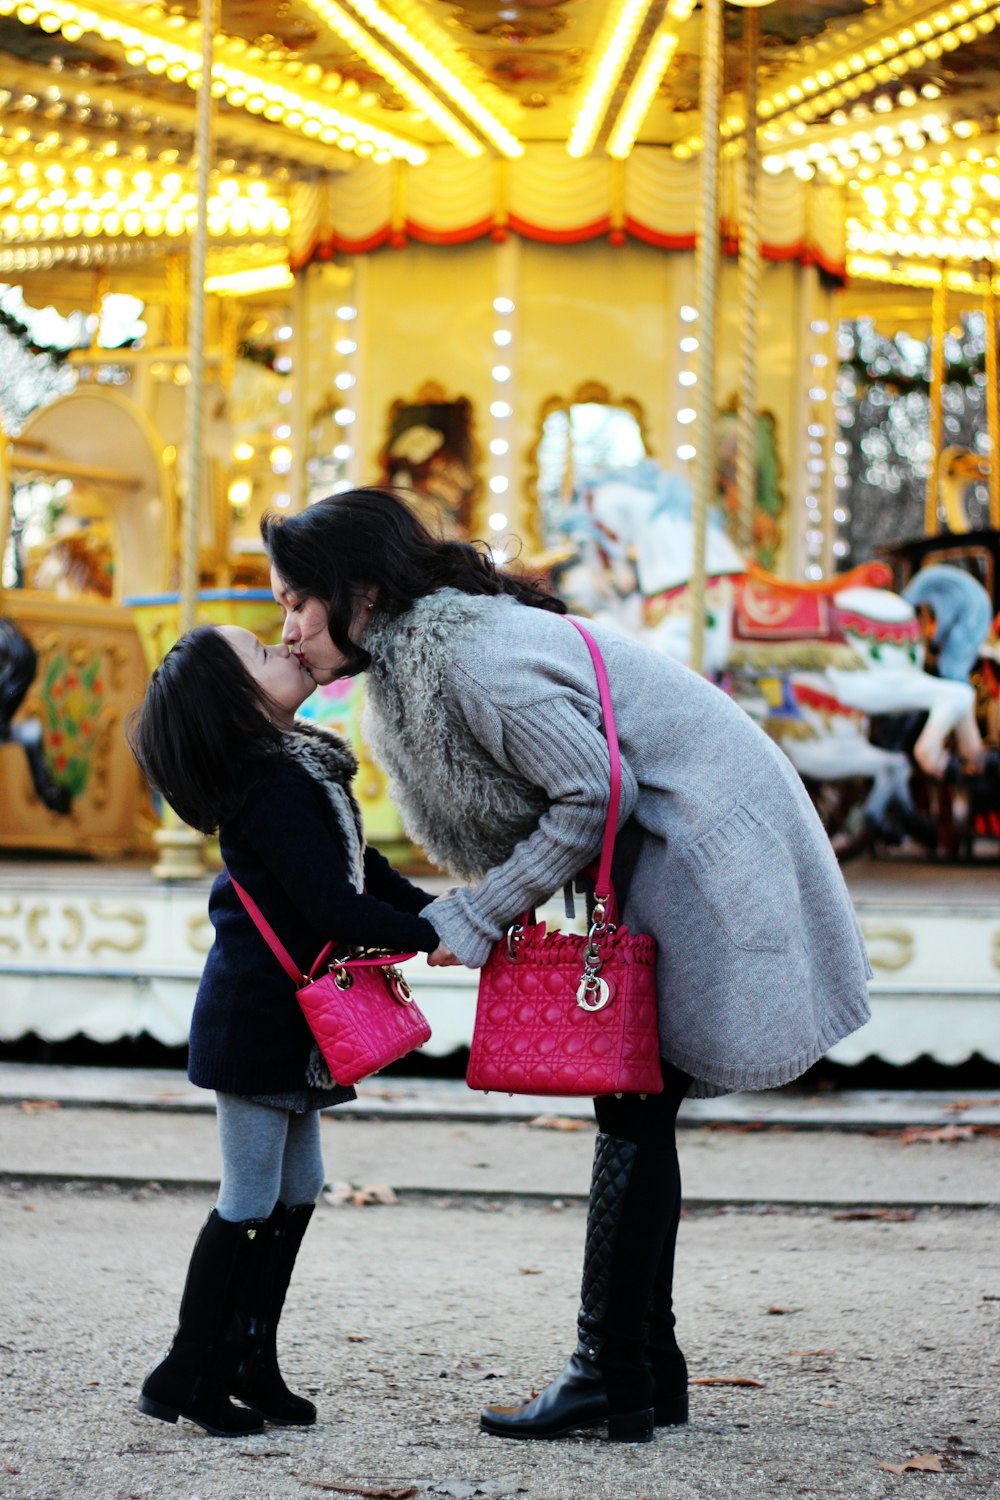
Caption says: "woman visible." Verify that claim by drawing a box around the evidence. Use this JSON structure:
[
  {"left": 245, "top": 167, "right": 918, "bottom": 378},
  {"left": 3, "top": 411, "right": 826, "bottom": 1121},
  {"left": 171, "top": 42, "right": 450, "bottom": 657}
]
[{"left": 263, "top": 487, "right": 871, "bottom": 1445}]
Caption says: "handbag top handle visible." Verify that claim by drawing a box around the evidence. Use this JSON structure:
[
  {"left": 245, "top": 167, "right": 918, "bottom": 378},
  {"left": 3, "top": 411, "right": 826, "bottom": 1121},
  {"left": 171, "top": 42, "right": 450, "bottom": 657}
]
[
  {"left": 566, "top": 618, "right": 621, "bottom": 914},
  {"left": 227, "top": 871, "right": 414, "bottom": 986}
]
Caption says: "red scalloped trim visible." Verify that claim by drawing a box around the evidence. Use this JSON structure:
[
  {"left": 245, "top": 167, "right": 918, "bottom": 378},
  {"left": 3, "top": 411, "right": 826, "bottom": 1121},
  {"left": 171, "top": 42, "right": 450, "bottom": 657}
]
[{"left": 294, "top": 219, "right": 846, "bottom": 281}]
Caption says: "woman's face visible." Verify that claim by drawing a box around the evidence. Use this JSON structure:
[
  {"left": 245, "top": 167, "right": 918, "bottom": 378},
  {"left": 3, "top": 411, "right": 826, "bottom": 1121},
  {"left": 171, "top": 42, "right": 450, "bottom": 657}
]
[
  {"left": 270, "top": 564, "right": 367, "bottom": 686},
  {"left": 216, "top": 625, "right": 313, "bottom": 727}
]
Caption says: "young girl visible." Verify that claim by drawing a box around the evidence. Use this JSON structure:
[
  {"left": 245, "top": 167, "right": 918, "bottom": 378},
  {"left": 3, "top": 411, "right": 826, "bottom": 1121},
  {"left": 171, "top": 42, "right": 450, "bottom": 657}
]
[{"left": 127, "top": 623, "right": 443, "bottom": 1437}]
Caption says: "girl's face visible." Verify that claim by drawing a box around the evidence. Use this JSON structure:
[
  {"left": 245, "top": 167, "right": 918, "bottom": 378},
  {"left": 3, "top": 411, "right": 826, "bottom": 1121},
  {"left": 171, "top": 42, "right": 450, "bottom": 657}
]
[
  {"left": 216, "top": 625, "right": 313, "bottom": 728},
  {"left": 270, "top": 565, "right": 369, "bottom": 686}
]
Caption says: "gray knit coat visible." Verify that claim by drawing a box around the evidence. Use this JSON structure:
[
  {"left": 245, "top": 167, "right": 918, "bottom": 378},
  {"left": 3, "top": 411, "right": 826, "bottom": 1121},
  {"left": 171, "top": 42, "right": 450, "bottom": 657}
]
[{"left": 362, "top": 589, "right": 872, "bottom": 1097}]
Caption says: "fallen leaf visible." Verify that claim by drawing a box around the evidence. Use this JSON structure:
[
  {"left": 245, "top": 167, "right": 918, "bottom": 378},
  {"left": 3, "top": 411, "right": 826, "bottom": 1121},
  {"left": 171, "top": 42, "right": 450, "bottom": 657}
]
[
  {"left": 766, "top": 1306, "right": 800, "bottom": 1315},
  {"left": 831, "top": 1208, "right": 915, "bottom": 1221},
  {"left": 19, "top": 1099, "right": 60, "bottom": 1112},
  {"left": 878, "top": 1454, "right": 945, "bottom": 1474},
  {"left": 299, "top": 1485, "right": 418, "bottom": 1499},
  {"left": 689, "top": 1376, "right": 765, "bottom": 1388},
  {"left": 345, "top": 1333, "right": 367, "bottom": 1342},
  {"left": 899, "top": 1125, "right": 975, "bottom": 1146},
  {"left": 452, "top": 1360, "right": 508, "bottom": 1380},
  {"left": 324, "top": 1182, "right": 397, "bottom": 1208},
  {"left": 519, "top": 1268, "right": 543, "bottom": 1275},
  {"left": 525, "top": 1115, "right": 590, "bottom": 1131}
]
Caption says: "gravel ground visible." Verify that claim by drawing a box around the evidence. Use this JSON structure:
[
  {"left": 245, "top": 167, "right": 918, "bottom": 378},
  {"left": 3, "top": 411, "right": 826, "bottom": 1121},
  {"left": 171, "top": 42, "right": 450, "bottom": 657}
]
[{"left": 2, "top": 1182, "right": 998, "bottom": 1500}]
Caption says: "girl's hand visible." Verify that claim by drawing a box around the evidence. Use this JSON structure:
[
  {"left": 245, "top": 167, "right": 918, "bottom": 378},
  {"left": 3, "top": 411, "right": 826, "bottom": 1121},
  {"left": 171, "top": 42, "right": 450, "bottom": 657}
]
[{"left": 427, "top": 941, "right": 462, "bottom": 967}]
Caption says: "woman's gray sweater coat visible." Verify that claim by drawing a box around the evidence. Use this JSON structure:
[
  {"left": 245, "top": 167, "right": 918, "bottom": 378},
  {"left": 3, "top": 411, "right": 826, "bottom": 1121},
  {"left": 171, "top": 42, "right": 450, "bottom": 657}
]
[{"left": 362, "top": 589, "right": 871, "bottom": 1098}]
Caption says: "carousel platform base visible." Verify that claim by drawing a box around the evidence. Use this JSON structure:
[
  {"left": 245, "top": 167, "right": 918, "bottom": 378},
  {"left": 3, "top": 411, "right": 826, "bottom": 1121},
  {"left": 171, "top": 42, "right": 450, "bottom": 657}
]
[{"left": 0, "top": 855, "right": 998, "bottom": 1069}]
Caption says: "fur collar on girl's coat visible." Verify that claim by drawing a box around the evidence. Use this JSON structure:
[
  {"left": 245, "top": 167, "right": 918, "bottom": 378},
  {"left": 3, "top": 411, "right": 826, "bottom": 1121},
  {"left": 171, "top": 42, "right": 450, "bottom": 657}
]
[{"left": 281, "top": 720, "right": 365, "bottom": 892}]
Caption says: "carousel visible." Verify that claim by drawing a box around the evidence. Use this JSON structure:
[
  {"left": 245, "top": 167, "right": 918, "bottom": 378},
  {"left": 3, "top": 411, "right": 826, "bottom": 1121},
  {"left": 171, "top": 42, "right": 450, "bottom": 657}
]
[{"left": 0, "top": 0, "right": 998, "bottom": 1069}]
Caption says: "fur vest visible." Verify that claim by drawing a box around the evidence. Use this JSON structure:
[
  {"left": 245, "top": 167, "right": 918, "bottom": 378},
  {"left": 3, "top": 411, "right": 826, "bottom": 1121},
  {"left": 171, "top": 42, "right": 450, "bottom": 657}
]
[
  {"left": 362, "top": 590, "right": 548, "bottom": 880},
  {"left": 281, "top": 719, "right": 365, "bottom": 891}
]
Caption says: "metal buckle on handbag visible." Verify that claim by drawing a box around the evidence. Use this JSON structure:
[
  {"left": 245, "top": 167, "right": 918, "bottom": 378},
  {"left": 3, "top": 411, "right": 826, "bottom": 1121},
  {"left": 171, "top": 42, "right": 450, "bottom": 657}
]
[
  {"left": 386, "top": 966, "right": 413, "bottom": 1004},
  {"left": 505, "top": 922, "right": 525, "bottom": 961},
  {"left": 576, "top": 910, "right": 615, "bottom": 1011}
]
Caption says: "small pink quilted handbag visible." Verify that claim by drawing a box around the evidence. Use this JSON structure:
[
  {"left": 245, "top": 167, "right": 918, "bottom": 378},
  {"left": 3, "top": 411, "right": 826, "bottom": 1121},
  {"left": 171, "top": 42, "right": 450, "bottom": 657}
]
[
  {"left": 229, "top": 875, "right": 431, "bottom": 1087},
  {"left": 466, "top": 620, "right": 663, "bottom": 1099}
]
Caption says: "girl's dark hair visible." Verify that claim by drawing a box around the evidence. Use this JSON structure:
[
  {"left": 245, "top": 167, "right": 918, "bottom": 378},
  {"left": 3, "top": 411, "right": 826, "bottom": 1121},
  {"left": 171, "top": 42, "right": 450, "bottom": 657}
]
[
  {"left": 126, "top": 625, "right": 284, "bottom": 834},
  {"left": 261, "top": 486, "right": 565, "bottom": 678}
]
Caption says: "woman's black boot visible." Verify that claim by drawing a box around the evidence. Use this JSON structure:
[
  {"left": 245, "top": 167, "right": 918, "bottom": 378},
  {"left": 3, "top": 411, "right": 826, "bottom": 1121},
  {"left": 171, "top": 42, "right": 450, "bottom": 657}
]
[
  {"left": 228, "top": 1201, "right": 317, "bottom": 1425},
  {"left": 138, "top": 1211, "right": 266, "bottom": 1437},
  {"left": 647, "top": 1156, "right": 689, "bottom": 1428},
  {"left": 481, "top": 1131, "right": 668, "bottom": 1443}
]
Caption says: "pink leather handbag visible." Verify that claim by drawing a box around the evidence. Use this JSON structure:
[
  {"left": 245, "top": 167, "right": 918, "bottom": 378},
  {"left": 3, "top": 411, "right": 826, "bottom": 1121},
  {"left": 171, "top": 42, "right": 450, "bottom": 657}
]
[
  {"left": 466, "top": 620, "right": 663, "bottom": 1098},
  {"left": 229, "top": 875, "right": 431, "bottom": 1087}
]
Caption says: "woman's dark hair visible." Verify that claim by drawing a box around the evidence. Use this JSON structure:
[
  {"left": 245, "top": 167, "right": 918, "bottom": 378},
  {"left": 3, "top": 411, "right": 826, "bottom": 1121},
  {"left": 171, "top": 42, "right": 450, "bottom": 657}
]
[
  {"left": 261, "top": 486, "right": 565, "bottom": 678},
  {"left": 126, "top": 625, "right": 285, "bottom": 834}
]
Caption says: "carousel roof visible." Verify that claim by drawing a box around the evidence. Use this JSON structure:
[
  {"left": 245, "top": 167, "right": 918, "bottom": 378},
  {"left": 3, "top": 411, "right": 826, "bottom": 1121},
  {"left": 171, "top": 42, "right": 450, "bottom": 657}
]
[{"left": 2, "top": 1, "right": 1000, "bottom": 295}]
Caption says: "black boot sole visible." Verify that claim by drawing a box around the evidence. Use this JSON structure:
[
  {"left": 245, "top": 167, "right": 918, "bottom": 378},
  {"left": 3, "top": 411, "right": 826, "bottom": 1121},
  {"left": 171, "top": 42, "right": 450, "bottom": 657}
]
[
  {"left": 137, "top": 1393, "right": 264, "bottom": 1438},
  {"left": 480, "top": 1407, "right": 654, "bottom": 1443}
]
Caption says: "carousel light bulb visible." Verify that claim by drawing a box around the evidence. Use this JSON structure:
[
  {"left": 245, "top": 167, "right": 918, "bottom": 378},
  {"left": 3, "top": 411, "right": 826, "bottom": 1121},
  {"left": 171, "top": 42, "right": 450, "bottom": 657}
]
[
  {"left": 335, "top": 338, "right": 357, "bottom": 355},
  {"left": 333, "top": 443, "right": 353, "bottom": 461},
  {"left": 676, "top": 444, "right": 696, "bottom": 461},
  {"left": 493, "top": 329, "right": 512, "bottom": 346},
  {"left": 492, "top": 365, "right": 511, "bottom": 382},
  {"left": 490, "top": 438, "right": 509, "bottom": 455},
  {"left": 337, "top": 305, "right": 357, "bottom": 320},
  {"left": 488, "top": 512, "right": 508, "bottom": 531},
  {"left": 494, "top": 296, "right": 515, "bottom": 314},
  {"left": 679, "top": 305, "right": 698, "bottom": 321},
  {"left": 489, "top": 476, "right": 509, "bottom": 494},
  {"left": 679, "top": 370, "right": 697, "bottom": 386},
  {"left": 335, "top": 371, "right": 355, "bottom": 390},
  {"left": 677, "top": 408, "right": 696, "bottom": 424},
  {"left": 228, "top": 479, "right": 252, "bottom": 507},
  {"left": 679, "top": 335, "right": 698, "bottom": 352},
  {"left": 334, "top": 408, "right": 356, "bottom": 425},
  {"left": 491, "top": 400, "right": 511, "bottom": 419}
]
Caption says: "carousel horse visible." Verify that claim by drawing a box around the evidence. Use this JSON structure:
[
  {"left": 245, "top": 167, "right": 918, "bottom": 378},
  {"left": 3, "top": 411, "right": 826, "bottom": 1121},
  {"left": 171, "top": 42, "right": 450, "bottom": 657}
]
[
  {"left": 0, "top": 618, "right": 73, "bottom": 815},
  {"left": 555, "top": 462, "right": 987, "bottom": 843}
]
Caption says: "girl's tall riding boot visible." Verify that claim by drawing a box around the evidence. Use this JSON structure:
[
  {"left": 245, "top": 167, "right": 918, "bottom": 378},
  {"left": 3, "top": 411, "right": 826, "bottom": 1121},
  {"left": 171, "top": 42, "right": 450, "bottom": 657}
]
[
  {"left": 138, "top": 1210, "right": 266, "bottom": 1437},
  {"left": 228, "top": 1201, "right": 317, "bottom": 1425},
  {"left": 480, "top": 1130, "right": 678, "bottom": 1443}
]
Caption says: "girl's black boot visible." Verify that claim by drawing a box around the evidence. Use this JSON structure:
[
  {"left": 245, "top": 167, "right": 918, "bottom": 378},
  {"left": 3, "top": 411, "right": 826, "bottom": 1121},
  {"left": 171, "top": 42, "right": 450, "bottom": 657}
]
[
  {"left": 138, "top": 1211, "right": 267, "bottom": 1437},
  {"left": 228, "top": 1201, "right": 317, "bottom": 1425},
  {"left": 481, "top": 1131, "right": 664, "bottom": 1443}
]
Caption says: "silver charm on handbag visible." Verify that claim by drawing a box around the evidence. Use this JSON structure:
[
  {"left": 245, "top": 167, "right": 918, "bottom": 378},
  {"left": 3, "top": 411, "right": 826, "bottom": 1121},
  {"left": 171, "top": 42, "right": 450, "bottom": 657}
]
[{"left": 577, "top": 902, "right": 615, "bottom": 1011}]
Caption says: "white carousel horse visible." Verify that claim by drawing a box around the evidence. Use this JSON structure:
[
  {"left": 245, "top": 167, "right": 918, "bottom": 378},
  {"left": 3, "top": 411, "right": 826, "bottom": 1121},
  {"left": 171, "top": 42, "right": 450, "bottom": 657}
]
[{"left": 556, "top": 463, "right": 986, "bottom": 831}]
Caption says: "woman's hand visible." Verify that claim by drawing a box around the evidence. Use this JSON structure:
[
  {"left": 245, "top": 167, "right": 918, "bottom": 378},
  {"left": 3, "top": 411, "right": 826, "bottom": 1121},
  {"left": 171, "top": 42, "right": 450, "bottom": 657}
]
[{"left": 427, "top": 941, "right": 462, "bottom": 967}]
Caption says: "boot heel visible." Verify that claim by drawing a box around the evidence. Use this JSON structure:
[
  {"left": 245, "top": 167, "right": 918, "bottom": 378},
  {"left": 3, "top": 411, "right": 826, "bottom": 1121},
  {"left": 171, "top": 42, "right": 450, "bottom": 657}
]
[
  {"left": 654, "top": 1391, "right": 689, "bottom": 1427},
  {"left": 137, "top": 1394, "right": 179, "bottom": 1424},
  {"left": 607, "top": 1407, "right": 654, "bottom": 1444}
]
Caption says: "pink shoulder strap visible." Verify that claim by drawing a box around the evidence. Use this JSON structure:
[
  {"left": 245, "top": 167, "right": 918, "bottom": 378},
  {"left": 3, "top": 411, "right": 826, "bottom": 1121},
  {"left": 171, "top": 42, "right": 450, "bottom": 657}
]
[{"left": 566, "top": 618, "right": 621, "bottom": 911}]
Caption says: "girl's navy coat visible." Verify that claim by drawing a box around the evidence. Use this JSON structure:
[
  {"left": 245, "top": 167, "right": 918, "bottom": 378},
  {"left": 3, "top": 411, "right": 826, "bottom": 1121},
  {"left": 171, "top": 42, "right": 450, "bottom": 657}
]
[{"left": 188, "top": 727, "right": 438, "bottom": 1096}]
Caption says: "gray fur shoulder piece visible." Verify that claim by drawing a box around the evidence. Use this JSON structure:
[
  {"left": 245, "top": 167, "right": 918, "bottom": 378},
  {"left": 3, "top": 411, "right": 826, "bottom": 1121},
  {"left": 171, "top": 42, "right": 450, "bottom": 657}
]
[
  {"left": 282, "top": 720, "right": 365, "bottom": 891},
  {"left": 361, "top": 589, "right": 547, "bottom": 881}
]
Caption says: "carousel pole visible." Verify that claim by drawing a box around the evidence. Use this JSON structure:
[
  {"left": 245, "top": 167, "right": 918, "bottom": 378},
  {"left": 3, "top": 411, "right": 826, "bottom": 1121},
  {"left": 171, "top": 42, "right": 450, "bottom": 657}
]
[
  {"left": 735, "top": 5, "right": 761, "bottom": 560},
  {"left": 179, "top": 0, "right": 218, "bottom": 635},
  {"left": 690, "top": 0, "right": 724, "bottom": 676},
  {"left": 984, "top": 264, "right": 1000, "bottom": 528},
  {"left": 924, "top": 269, "right": 947, "bottom": 537},
  {"left": 153, "top": 0, "right": 217, "bottom": 881}
]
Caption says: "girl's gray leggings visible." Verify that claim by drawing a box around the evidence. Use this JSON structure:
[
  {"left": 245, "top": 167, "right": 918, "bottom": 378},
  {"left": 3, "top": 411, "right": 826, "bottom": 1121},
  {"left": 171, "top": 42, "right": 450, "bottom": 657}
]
[{"left": 215, "top": 1093, "right": 326, "bottom": 1222}]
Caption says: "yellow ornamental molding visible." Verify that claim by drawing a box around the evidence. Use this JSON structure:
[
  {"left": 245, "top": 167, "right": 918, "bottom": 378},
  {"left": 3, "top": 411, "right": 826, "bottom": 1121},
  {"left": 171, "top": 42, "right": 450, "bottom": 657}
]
[
  {"left": 186, "top": 911, "right": 214, "bottom": 957},
  {"left": 860, "top": 921, "right": 915, "bottom": 972},
  {"left": 87, "top": 902, "right": 147, "bottom": 957},
  {"left": 0, "top": 899, "right": 21, "bottom": 952}
]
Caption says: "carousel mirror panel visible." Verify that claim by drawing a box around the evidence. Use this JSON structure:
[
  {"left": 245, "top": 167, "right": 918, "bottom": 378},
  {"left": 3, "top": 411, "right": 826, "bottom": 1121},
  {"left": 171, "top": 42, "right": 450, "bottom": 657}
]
[{"left": 529, "top": 382, "right": 650, "bottom": 551}]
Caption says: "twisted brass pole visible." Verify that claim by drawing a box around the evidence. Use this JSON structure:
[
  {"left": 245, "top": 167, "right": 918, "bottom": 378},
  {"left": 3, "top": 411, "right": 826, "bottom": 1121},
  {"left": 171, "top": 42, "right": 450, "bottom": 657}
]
[
  {"left": 736, "top": 6, "right": 761, "bottom": 561},
  {"left": 690, "top": 0, "right": 723, "bottom": 676}
]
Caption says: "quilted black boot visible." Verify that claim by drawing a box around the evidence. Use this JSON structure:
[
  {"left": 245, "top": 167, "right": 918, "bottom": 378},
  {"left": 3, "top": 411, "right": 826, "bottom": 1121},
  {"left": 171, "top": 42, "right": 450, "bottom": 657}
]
[
  {"left": 228, "top": 1201, "right": 317, "bottom": 1426},
  {"left": 138, "top": 1211, "right": 266, "bottom": 1436},
  {"left": 481, "top": 1130, "right": 675, "bottom": 1443}
]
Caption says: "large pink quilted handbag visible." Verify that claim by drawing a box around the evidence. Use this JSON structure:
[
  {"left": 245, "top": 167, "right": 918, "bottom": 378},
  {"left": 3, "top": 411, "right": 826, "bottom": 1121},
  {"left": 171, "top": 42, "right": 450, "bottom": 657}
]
[
  {"left": 229, "top": 875, "right": 431, "bottom": 1087},
  {"left": 466, "top": 621, "right": 663, "bottom": 1099}
]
